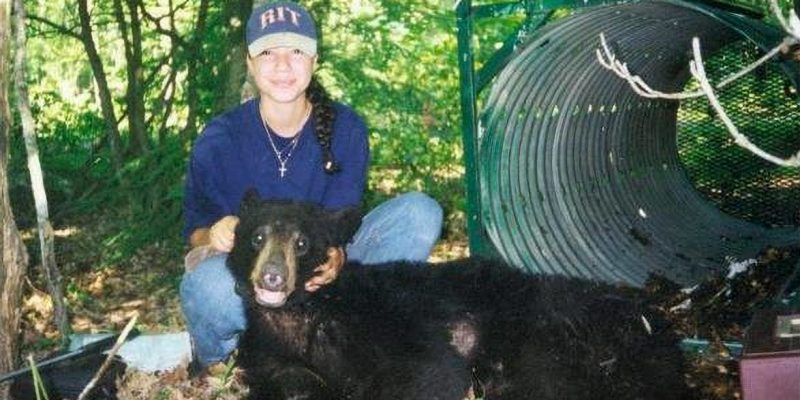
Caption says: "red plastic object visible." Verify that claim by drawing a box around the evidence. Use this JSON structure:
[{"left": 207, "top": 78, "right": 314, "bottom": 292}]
[{"left": 740, "top": 310, "right": 800, "bottom": 400}]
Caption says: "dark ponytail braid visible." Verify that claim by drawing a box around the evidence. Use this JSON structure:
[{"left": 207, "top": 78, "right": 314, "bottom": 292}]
[{"left": 307, "top": 77, "right": 340, "bottom": 174}]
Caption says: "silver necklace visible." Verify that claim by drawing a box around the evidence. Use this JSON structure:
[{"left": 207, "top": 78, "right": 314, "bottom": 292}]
[{"left": 262, "top": 107, "right": 310, "bottom": 178}]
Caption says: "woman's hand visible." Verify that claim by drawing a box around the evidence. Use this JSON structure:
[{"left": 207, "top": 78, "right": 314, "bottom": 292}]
[
  {"left": 305, "top": 247, "right": 346, "bottom": 292},
  {"left": 209, "top": 215, "right": 240, "bottom": 252}
]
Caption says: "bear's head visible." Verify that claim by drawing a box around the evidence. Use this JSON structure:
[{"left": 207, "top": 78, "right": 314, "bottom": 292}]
[{"left": 228, "top": 190, "right": 362, "bottom": 308}]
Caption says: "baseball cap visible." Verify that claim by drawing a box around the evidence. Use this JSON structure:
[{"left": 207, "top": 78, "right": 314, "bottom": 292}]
[{"left": 246, "top": 1, "right": 318, "bottom": 57}]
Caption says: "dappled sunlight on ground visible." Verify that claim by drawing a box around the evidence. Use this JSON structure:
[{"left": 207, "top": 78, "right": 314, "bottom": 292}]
[
  {"left": 114, "top": 364, "right": 249, "bottom": 400},
  {"left": 428, "top": 239, "right": 469, "bottom": 263},
  {"left": 21, "top": 236, "right": 185, "bottom": 351}
]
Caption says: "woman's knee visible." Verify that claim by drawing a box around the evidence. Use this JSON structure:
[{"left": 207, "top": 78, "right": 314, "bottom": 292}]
[
  {"left": 396, "top": 191, "right": 443, "bottom": 241},
  {"left": 348, "top": 192, "right": 443, "bottom": 263},
  {"left": 180, "top": 255, "right": 240, "bottom": 316}
]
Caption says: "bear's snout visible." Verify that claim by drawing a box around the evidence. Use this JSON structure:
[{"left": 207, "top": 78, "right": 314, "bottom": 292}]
[
  {"left": 253, "top": 265, "right": 291, "bottom": 307},
  {"left": 262, "top": 271, "right": 285, "bottom": 291},
  {"left": 250, "top": 247, "right": 298, "bottom": 308}
]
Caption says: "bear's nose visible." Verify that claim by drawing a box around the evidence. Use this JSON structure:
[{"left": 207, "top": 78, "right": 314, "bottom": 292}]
[{"left": 262, "top": 273, "right": 285, "bottom": 290}]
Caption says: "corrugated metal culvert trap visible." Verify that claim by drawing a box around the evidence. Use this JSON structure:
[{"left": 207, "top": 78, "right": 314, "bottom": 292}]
[{"left": 479, "top": 0, "right": 800, "bottom": 287}]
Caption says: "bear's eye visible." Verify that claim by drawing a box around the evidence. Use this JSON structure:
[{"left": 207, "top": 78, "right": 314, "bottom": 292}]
[
  {"left": 251, "top": 233, "right": 265, "bottom": 249},
  {"left": 295, "top": 234, "right": 308, "bottom": 256}
]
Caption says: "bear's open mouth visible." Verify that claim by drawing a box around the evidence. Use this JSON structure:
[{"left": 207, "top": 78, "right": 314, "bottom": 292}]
[
  {"left": 254, "top": 286, "right": 288, "bottom": 307},
  {"left": 251, "top": 267, "right": 293, "bottom": 308}
]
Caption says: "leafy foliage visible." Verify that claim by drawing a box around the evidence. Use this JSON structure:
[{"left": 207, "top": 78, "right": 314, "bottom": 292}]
[
  {"left": 11, "top": 0, "right": 494, "bottom": 271},
  {"left": 14, "top": 0, "right": 794, "bottom": 272}
]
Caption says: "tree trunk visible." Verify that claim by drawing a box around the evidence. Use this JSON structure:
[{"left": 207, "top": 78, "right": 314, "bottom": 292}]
[
  {"left": 114, "top": 0, "right": 150, "bottom": 156},
  {"left": 0, "top": 0, "right": 30, "bottom": 395},
  {"left": 213, "top": 0, "right": 252, "bottom": 114},
  {"left": 77, "top": 0, "right": 124, "bottom": 173},
  {"left": 155, "top": 59, "right": 177, "bottom": 145},
  {"left": 180, "top": 0, "right": 210, "bottom": 141},
  {"left": 13, "top": 0, "right": 69, "bottom": 342}
]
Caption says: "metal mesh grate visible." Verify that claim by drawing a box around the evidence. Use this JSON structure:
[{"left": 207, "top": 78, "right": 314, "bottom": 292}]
[{"left": 677, "top": 41, "right": 800, "bottom": 228}]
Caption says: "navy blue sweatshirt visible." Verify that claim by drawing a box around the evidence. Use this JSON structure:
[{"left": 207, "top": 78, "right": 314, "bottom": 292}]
[{"left": 183, "top": 98, "right": 369, "bottom": 240}]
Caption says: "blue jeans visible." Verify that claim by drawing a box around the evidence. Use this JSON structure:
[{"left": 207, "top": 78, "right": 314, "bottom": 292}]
[{"left": 180, "top": 192, "right": 443, "bottom": 366}]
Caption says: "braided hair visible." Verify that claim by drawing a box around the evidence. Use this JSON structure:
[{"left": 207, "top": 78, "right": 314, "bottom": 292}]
[{"left": 306, "top": 77, "right": 340, "bottom": 174}]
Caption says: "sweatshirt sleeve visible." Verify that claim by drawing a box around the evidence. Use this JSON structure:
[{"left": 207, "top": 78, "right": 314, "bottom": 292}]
[{"left": 183, "top": 119, "right": 233, "bottom": 241}]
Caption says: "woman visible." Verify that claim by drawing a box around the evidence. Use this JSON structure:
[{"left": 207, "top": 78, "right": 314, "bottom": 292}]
[{"left": 180, "top": 0, "right": 443, "bottom": 371}]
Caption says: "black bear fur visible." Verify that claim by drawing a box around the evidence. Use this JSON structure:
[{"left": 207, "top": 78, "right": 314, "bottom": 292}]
[{"left": 228, "top": 191, "right": 689, "bottom": 400}]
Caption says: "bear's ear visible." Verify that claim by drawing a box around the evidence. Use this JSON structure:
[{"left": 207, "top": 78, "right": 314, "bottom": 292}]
[
  {"left": 239, "top": 188, "right": 261, "bottom": 215},
  {"left": 326, "top": 206, "right": 363, "bottom": 246}
]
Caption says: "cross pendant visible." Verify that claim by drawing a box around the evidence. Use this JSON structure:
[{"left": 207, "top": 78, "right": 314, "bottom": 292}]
[{"left": 279, "top": 164, "right": 287, "bottom": 178}]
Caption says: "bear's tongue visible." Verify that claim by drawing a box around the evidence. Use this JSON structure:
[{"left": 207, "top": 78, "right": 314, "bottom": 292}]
[{"left": 254, "top": 287, "right": 287, "bottom": 307}]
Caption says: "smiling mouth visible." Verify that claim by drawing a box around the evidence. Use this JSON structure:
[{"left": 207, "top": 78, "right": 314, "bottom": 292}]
[
  {"left": 254, "top": 286, "right": 288, "bottom": 307},
  {"left": 270, "top": 80, "right": 296, "bottom": 88}
]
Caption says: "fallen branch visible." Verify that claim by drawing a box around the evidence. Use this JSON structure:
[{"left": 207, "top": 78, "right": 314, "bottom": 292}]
[
  {"left": 76, "top": 312, "right": 139, "bottom": 400},
  {"left": 688, "top": 38, "right": 800, "bottom": 167},
  {"left": 596, "top": 34, "right": 796, "bottom": 99},
  {"left": 716, "top": 37, "right": 793, "bottom": 87},
  {"left": 595, "top": 33, "right": 704, "bottom": 100},
  {"left": 769, "top": 0, "right": 800, "bottom": 41},
  {"left": 595, "top": 0, "right": 800, "bottom": 168}
]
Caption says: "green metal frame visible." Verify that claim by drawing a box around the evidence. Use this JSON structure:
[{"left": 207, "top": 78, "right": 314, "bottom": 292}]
[
  {"left": 455, "top": 0, "right": 607, "bottom": 256},
  {"left": 454, "top": 0, "right": 767, "bottom": 257},
  {"left": 455, "top": 0, "right": 483, "bottom": 255}
]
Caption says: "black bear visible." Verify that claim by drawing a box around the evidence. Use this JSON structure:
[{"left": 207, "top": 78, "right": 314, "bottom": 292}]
[{"left": 228, "top": 192, "right": 689, "bottom": 400}]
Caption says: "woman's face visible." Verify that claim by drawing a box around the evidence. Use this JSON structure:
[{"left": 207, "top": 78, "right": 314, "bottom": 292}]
[{"left": 247, "top": 47, "right": 316, "bottom": 105}]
